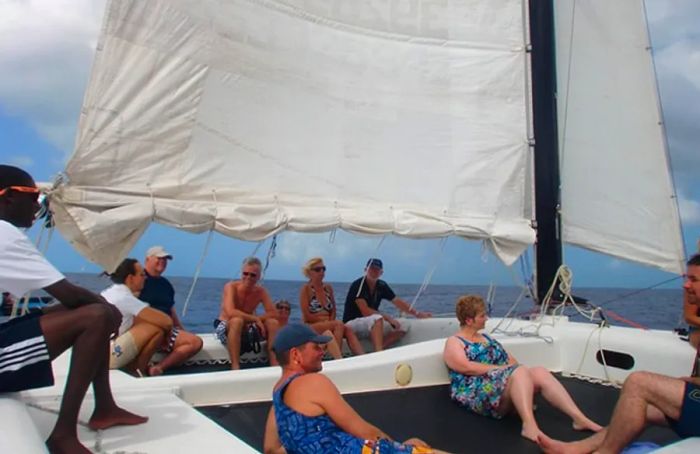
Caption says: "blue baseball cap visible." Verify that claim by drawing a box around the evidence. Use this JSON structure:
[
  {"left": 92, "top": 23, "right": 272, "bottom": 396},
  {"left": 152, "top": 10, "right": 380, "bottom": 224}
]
[
  {"left": 366, "top": 258, "right": 383, "bottom": 269},
  {"left": 272, "top": 323, "right": 332, "bottom": 354}
]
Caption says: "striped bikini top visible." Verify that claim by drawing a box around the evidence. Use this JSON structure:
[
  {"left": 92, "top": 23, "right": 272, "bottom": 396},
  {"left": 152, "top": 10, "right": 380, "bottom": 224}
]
[{"left": 307, "top": 284, "right": 334, "bottom": 314}]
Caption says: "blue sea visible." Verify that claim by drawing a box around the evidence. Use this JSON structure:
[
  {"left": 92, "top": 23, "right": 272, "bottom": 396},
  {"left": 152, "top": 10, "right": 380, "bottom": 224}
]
[{"left": 64, "top": 273, "right": 686, "bottom": 335}]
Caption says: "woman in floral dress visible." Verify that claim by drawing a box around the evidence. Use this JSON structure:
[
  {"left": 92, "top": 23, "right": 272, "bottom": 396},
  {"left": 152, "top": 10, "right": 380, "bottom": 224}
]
[{"left": 443, "top": 295, "right": 602, "bottom": 442}]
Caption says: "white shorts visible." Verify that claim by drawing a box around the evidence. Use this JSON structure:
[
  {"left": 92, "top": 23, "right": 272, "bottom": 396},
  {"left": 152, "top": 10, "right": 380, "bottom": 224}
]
[
  {"left": 109, "top": 331, "right": 138, "bottom": 369},
  {"left": 346, "top": 314, "right": 396, "bottom": 338}
]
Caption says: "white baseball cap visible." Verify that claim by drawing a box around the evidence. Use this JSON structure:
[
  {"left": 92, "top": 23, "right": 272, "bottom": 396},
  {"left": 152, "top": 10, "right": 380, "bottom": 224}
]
[{"left": 146, "top": 245, "right": 173, "bottom": 260}]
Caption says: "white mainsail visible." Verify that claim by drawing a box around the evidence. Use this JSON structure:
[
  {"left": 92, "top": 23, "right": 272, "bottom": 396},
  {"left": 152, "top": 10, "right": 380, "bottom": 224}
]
[
  {"left": 50, "top": 0, "right": 684, "bottom": 276},
  {"left": 52, "top": 0, "right": 534, "bottom": 271}
]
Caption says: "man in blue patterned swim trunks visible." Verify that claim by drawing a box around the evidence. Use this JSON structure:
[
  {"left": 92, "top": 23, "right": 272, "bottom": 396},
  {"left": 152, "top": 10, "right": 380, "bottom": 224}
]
[
  {"left": 263, "top": 323, "right": 444, "bottom": 453},
  {"left": 539, "top": 253, "right": 700, "bottom": 453}
]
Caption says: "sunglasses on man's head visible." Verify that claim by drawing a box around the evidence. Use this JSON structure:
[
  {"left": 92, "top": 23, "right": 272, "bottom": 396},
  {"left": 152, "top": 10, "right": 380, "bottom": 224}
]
[
  {"left": 311, "top": 266, "right": 327, "bottom": 272},
  {"left": 242, "top": 271, "right": 258, "bottom": 278},
  {"left": 0, "top": 186, "right": 41, "bottom": 197}
]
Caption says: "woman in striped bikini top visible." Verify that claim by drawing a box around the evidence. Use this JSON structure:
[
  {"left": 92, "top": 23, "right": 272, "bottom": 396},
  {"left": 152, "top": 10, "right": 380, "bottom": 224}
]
[{"left": 299, "top": 257, "right": 365, "bottom": 357}]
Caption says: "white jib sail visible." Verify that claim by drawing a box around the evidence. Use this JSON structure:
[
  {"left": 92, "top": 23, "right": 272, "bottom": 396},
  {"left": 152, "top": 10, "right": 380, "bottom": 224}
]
[
  {"left": 52, "top": 0, "right": 534, "bottom": 271},
  {"left": 555, "top": 0, "right": 685, "bottom": 274}
]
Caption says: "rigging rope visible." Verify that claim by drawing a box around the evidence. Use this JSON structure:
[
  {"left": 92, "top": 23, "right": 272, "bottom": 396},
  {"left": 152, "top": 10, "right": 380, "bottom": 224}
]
[
  {"left": 594, "top": 275, "right": 681, "bottom": 307},
  {"left": 489, "top": 262, "right": 552, "bottom": 343},
  {"left": 261, "top": 235, "right": 278, "bottom": 280},
  {"left": 181, "top": 190, "right": 217, "bottom": 317},
  {"left": 539, "top": 265, "right": 600, "bottom": 322},
  {"left": 250, "top": 239, "right": 264, "bottom": 257},
  {"left": 558, "top": 0, "right": 578, "bottom": 176},
  {"left": 181, "top": 228, "right": 214, "bottom": 317},
  {"left": 482, "top": 248, "right": 497, "bottom": 316},
  {"left": 518, "top": 251, "right": 536, "bottom": 301},
  {"left": 408, "top": 237, "right": 447, "bottom": 312},
  {"left": 486, "top": 281, "right": 495, "bottom": 316},
  {"left": 539, "top": 265, "right": 657, "bottom": 330},
  {"left": 602, "top": 310, "right": 648, "bottom": 330}
]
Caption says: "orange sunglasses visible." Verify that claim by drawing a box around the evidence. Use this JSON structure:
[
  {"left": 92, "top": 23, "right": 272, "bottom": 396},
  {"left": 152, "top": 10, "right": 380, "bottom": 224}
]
[{"left": 0, "top": 186, "right": 41, "bottom": 197}]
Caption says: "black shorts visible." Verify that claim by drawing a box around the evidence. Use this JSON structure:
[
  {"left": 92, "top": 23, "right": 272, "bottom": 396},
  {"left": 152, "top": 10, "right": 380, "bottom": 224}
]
[
  {"left": 0, "top": 312, "right": 54, "bottom": 393},
  {"left": 668, "top": 382, "right": 700, "bottom": 438}
]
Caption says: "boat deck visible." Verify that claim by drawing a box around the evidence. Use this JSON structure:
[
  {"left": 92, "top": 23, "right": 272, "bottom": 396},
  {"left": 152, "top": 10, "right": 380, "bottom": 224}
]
[
  {"left": 198, "top": 374, "right": 680, "bottom": 453},
  {"left": 14, "top": 389, "right": 257, "bottom": 453}
]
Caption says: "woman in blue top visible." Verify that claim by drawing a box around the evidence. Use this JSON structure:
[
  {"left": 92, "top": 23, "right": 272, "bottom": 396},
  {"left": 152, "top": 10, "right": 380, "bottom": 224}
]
[
  {"left": 263, "top": 323, "right": 443, "bottom": 454},
  {"left": 443, "top": 295, "right": 602, "bottom": 442}
]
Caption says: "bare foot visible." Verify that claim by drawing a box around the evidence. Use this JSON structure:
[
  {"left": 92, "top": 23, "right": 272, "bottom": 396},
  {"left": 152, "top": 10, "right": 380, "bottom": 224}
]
[
  {"left": 403, "top": 437, "right": 430, "bottom": 447},
  {"left": 521, "top": 422, "right": 543, "bottom": 443},
  {"left": 46, "top": 435, "right": 92, "bottom": 454},
  {"left": 88, "top": 406, "right": 148, "bottom": 431},
  {"left": 538, "top": 433, "right": 591, "bottom": 454},
  {"left": 148, "top": 364, "right": 164, "bottom": 376},
  {"left": 572, "top": 419, "right": 603, "bottom": 432}
]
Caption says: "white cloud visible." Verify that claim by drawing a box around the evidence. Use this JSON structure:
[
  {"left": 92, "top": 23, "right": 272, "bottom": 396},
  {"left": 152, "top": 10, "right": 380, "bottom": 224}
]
[
  {"left": 678, "top": 193, "right": 700, "bottom": 225},
  {"left": 7, "top": 155, "right": 34, "bottom": 168},
  {"left": 656, "top": 40, "right": 700, "bottom": 95},
  {"left": 276, "top": 231, "right": 380, "bottom": 265},
  {"left": 0, "top": 0, "right": 106, "bottom": 153},
  {"left": 606, "top": 259, "right": 623, "bottom": 270},
  {"left": 647, "top": 5, "right": 700, "bottom": 206},
  {"left": 646, "top": 0, "right": 700, "bottom": 49}
]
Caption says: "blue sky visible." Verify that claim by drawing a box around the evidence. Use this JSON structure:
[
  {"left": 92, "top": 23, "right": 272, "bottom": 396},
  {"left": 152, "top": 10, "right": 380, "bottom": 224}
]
[{"left": 1, "top": 0, "right": 699, "bottom": 288}]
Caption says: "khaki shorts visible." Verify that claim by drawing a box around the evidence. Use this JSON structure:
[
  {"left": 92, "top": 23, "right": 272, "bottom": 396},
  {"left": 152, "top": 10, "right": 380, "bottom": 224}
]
[{"left": 109, "top": 331, "right": 138, "bottom": 369}]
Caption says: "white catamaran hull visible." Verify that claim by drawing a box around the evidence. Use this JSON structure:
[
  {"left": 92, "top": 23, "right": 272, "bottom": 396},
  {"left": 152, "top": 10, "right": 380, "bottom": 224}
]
[
  {"left": 7, "top": 0, "right": 693, "bottom": 451},
  {"left": 3, "top": 317, "right": 694, "bottom": 452}
]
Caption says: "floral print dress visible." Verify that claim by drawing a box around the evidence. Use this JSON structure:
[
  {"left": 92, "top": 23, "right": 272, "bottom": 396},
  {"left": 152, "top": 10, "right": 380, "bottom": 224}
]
[{"left": 448, "top": 334, "right": 519, "bottom": 419}]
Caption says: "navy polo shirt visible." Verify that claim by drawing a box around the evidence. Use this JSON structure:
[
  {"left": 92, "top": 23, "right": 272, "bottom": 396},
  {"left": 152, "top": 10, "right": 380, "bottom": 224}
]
[
  {"left": 140, "top": 272, "right": 176, "bottom": 315},
  {"left": 342, "top": 277, "right": 396, "bottom": 323}
]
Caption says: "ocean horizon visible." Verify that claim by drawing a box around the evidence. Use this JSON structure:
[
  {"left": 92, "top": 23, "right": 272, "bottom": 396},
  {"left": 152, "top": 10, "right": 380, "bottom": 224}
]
[{"left": 62, "top": 272, "right": 686, "bottom": 336}]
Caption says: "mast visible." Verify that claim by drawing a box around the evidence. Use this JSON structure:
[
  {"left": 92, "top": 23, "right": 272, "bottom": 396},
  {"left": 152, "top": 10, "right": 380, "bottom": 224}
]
[{"left": 529, "top": 0, "right": 562, "bottom": 303}]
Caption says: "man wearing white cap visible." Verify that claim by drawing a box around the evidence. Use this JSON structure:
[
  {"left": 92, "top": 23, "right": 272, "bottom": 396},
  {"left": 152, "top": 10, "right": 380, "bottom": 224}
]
[{"left": 139, "top": 246, "right": 203, "bottom": 375}]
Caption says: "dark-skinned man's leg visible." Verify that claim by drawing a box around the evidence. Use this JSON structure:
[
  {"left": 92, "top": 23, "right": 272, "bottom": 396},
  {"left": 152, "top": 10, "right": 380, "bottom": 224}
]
[{"left": 40, "top": 304, "right": 147, "bottom": 453}]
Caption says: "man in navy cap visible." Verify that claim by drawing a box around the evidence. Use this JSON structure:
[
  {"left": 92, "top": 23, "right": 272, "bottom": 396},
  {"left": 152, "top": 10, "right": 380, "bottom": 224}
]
[
  {"left": 342, "top": 258, "right": 431, "bottom": 352},
  {"left": 263, "top": 323, "right": 436, "bottom": 453}
]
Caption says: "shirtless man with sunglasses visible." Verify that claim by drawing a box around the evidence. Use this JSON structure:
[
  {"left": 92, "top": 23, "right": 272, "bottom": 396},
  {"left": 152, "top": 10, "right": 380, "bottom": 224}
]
[{"left": 214, "top": 256, "right": 280, "bottom": 369}]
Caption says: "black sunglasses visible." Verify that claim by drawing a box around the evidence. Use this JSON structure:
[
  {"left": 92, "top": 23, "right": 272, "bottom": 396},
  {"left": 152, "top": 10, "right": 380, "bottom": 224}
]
[
  {"left": 311, "top": 266, "right": 327, "bottom": 272},
  {"left": 242, "top": 271, "right": 258, "bottom": 278}
]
